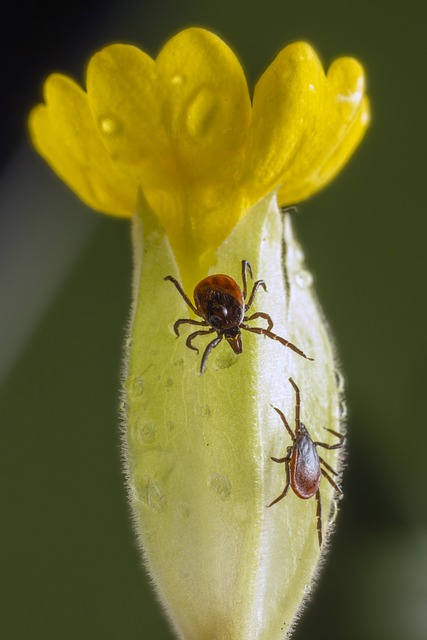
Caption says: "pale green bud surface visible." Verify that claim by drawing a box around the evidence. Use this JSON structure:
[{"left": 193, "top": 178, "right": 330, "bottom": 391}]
[{"left": 123, "top": 192, "right": 345, "bottom": 640}]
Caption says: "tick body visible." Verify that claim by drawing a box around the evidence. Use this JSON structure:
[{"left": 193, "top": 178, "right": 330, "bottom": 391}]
[
  {"left": 164, "top": 260, "right": 313, "bottom": 373},
  {"left": 268, "top": 377, "right": 345, "bottom": 547}
]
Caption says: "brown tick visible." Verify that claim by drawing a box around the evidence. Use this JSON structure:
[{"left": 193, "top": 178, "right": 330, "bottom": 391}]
[
  {"left": 268, "top": 377, "right": 345, "bottom": 547},
  {"left": 164, "top": 260, "right": 313, "bottom": 374}
]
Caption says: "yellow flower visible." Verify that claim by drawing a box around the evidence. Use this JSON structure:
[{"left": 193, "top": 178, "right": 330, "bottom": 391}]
[
  {"left": 29, "top": 28, "right": 369, "bottom": 640},
  {"left": 29, "top": 27, "right": 369, "bottom": 285}
]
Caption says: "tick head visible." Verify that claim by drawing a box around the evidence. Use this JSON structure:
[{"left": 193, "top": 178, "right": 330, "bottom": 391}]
[
  {"left": 225, "top": 327, "right": 243, "bottom": 354},
  {"left": 208, "top": 304, "right": 228, "bottom": 329}
]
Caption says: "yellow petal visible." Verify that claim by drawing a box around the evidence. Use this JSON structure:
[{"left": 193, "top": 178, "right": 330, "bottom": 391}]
[
  {"left": 29, "top": 74, "right": 136, "bottom": 217},
  {"left": 245, "top": 43, "right": 325, "bottom": 204},
  {"left": 278, "top": 95, "right": 370, "bottom": 205},
  {"left": 86, "top": 45, "right": 172, "bottom": 174},
  {"left": 278, "top": 57, "right": 370, "bottom": 204},
  {"left": 246, "top": 44, "right": 369, "bottom": 206},
  {"left": 156, "top": 28, "right": 251, "bottom": 185}
]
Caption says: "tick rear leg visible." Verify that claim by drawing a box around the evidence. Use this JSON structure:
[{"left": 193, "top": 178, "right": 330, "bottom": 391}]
[
  {"left": 164, "top": 275, "right": 199, "bottom": 315},
  {"left": 173, "top": 318, "right": 209, "bottom": 337},
  {"left": 316, "top": 489, "right": 323, "bottom": 547},
  {"left": 320, "top": 467, "right": 343, "bottom": 495},
  {"left": 245, "top": 280, "right": 267, "bottom": 311},
  {"left": 244, "top": 311, "right": 273, "bottom": 331},
  {"left": 318, "top": 456, "right": 339, "bottom": 478},
  {"left": 267, "top": 458, "right": 291, "bottom": 507},
  {"left": 241, "top": 325, "right": 314, "bottom": 361},
  {"left": 200, "top": 335, "right": 223, "bottom": 374},
  {"left": 315, "top": 428, "right": 345, "bottom": 450},
  {"left": 186, "top": 328, "right": 215, "bottom": 354}
]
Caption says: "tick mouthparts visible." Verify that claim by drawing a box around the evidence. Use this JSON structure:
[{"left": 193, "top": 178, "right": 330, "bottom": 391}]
[{"left": 226, "top": 333, "right": 243, "bottom": 354}]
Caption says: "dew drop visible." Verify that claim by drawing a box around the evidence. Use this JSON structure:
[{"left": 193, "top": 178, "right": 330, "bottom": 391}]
[
  {"left": 186, "top": 88, "right": 217, "bottom": 138},
  {"left": 100, "top": 116, "right": 121, "bottom": 137},
  {"left": 178, "top": 501, "right": 191, "bottom": 518},
  {"left": 171, "top": 74, "right": 185, "bottom": 86},
  {"left": 294, "top": 247, "right": 305, "bottom": 263},
  {"left": 201, "top": 404, "right": 212, "bottom": 417},
  {"left": 140, "top": 480, "right": 165, "bottom": 511},
  {"left": 138, "top": 420, "right": 156, "bottom": 444},
  {"left": 334, "top": 369, "right": 345, "bottom": 392},
  {"left": 208, "top": 473, "right": 231, "bottom": 500},
  {"left": 339, "top": 400, "right": 348, "bottom": 419},
  {"left": 214, "top": 351, "right": 237, "bottom": 370},
  {"left": 295, "top": 269, "right": 313, "bottom": 288},
  {"left": 131, "top": 375, "right": 144, "bottom": 396}
]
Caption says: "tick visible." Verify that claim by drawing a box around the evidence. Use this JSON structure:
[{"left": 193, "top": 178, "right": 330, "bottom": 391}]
[
  {"left": 164, "top": 260, "right": 313, "bottom": 374},
  {"left": 268, "top": 377, "right": 345, "bottom": 547}
]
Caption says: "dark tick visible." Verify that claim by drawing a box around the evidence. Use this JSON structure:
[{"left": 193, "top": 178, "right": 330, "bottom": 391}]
[
  {"left": 164, "top": 260, "right": 313, "bottom": 374},
  {"left": 268, "top": 377, "right": 345, "bottom": 547}
]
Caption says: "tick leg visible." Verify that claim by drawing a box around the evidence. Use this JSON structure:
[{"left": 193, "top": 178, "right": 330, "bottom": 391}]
[
  {"left": 315, "top": 428, "right": 346, "bottom": 450},
  {"left": 315, "top": 489, "right": 323, "bottom": 547},
  {"left": 164, "top": 275, "right": 200, "bottom": 315},
  {"left": 244, "top": 311, "right": 273, "bottom": 331},
  {"left": 200, "top": 334, "right": 223, "bottom": 374},
  {"left": 271, "top": 406, "right": 295, "bottom": 440},
  {"left": 321, "top": 468, "right": 343, "bottom": 495},
  {"left": 245, "top": 280, "right": 267, "bottom": 311},
  {"left": 241, "top": 325, "right": 314, "bottom": 361},
  {"left": 288, "top": 377, "right": 301, "bottom": 429},
  {"left": 173, "top": 318, "right": 209, "bottom": 337},
  {"left": 318, "top": 456, "right": 339, "bottom": 477},
  {"left": 267, "top": 460, "right": 291, "bottom": 507},
  {"left": 241, "top": 260, "right": 253, "bottom": 300},
  {"left": 186, "top": 328, "right": 215, "bottom": 354}
]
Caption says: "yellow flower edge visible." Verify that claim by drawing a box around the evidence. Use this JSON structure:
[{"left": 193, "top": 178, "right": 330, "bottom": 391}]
[
  {"left": 124, "top": 193, "right": 345, "bottom": 640},
  {"left": 29, "top": 28, "right": 369, "bottom": 286}
]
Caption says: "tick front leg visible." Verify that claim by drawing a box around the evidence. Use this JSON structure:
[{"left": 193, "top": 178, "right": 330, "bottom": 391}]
[
  {"left": 315, "top": 489, "right": 323, "bottom": 548},
  {"left": 245, "top": 280, "right": 267, "bottom": 311},
  {"left": 164, "top": 275, "right": 199, "bottom": 315},
  {"left": 173, "top": 318, "right": 209, "bottom": 337},
  {"left": 271, "top": 406, "right": 296, "bottom": 440},
  {"left": 241, "top": 260, "right": 253, "bottom": 300},
  {"left": 244, "top": 311, "right": 273, "bottom": 331},
  {"left": 185, "top": 328, "right": 215, "bottom": 354},
  {"left": 315, "top": 428, "right": 346, "bottom": 450},
  {"left": 200, "top": 334, "right": 223, "bottom": 374},
  {"left": 241, "top": 325, "right": 314, "bottom": 361}
]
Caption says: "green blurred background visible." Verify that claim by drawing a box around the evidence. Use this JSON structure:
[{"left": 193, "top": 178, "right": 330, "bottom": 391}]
[{"left": 1, "top": 0, "right": 426, "bottom": 638}]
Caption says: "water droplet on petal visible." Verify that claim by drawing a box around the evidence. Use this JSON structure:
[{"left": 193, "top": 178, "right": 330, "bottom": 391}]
[
  {"left": 208, "top": 473, "right": 231, "bottom": 500},
  {"left": 186, "top": 88, "right": 217, "bottom": 138},
  {"left": 295, "top": 270, "right": 314, "bottom": 288},
  {"left": 171, "top": 74, "right": 185, "bottom": 86},
  {"left": 99, "top": 116, "right": 121, "bottom": 137}
]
